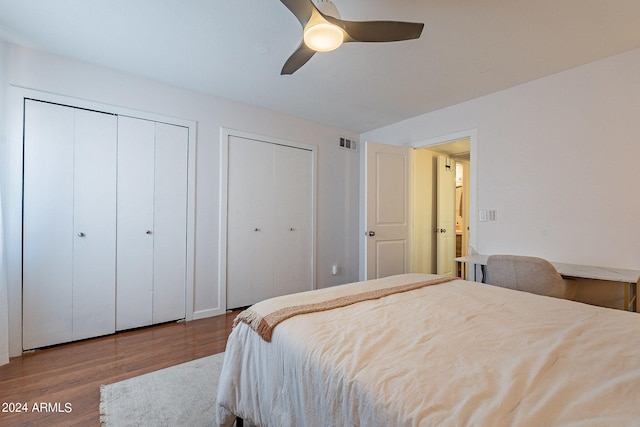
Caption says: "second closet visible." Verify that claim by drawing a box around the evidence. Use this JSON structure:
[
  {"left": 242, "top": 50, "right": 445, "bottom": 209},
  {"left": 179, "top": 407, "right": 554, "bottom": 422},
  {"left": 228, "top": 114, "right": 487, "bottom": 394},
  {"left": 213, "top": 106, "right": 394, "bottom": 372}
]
[{"left": 226, "top": 135, "right": 314, "bottom": 308}]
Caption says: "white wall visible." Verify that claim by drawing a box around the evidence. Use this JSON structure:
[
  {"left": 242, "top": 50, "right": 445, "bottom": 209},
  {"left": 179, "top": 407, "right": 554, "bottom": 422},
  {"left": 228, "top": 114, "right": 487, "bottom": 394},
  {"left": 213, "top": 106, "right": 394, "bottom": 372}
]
[
  {"left": 362, "top": 48, "right": 640, "bottom": 309},
  {"left": 1, "top": 44, "right": 360, "bottom": 357},
  {"left": 362, "top": 48, "right": 640, "bottom": 271},
  {"left": 0, "top": 40, "right": 10, "bottom": 365}
]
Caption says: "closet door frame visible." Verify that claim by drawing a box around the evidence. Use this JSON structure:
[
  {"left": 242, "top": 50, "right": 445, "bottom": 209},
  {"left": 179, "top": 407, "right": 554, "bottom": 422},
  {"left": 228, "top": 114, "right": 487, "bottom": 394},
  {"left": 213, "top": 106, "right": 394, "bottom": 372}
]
[
  {"left": 219, "top": 128, "right": 317, "bottom": 312},
  {"left": 6, "top": 87, "right": 197, "bottom": 356}
]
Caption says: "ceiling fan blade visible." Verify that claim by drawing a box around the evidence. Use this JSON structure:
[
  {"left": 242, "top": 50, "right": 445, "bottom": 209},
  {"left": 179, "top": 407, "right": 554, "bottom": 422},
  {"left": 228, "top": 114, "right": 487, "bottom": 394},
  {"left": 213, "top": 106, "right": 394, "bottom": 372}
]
[
  {"left": 280, "top": 0, "right": 315, "bottom": 26},
  {"left": 281, "top": 41, "right": 317, "bottom": 75},
  {"left": 323, "top": 14, "right": 424, "bottom": 43}
]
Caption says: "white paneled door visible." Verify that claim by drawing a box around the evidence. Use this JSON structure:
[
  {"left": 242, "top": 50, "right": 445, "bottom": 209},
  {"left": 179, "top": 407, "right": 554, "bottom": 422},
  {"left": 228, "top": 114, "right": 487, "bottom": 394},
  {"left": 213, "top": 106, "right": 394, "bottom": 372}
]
[
  {"left": 116, "top": 117, "right": 188, "bottom": 330},
  {"left": 23, "top": 100, "right": 117, "bottom": 350},
  {"left": 226, "top": 136, "right": 314, "bottom": 308},
  {"left": 436, "top": 155, "right": 456, "bottom": 276},
  {"left": 365, "top": 141, "right": 412, "bottom": 280}
]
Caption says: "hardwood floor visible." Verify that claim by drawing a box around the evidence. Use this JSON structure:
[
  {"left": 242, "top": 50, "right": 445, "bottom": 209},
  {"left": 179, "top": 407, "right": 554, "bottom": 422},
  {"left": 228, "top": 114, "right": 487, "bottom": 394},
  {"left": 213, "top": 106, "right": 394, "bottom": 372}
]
[{"left": 0, "top": 311, "right": 238, "bottom": 426}]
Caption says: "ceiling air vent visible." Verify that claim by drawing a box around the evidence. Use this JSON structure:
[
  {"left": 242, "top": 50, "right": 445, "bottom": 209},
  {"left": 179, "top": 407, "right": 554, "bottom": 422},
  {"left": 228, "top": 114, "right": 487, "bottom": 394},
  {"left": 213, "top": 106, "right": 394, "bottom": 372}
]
[{"left": 339, "top": 137, "right": 358, "bottom": 152}]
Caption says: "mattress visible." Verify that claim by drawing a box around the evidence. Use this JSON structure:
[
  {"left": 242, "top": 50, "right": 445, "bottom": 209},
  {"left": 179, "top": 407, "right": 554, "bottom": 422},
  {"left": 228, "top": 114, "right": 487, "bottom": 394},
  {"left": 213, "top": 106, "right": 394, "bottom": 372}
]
[{"left": 216, "top": 273, "right": 640, "bottom": 426}]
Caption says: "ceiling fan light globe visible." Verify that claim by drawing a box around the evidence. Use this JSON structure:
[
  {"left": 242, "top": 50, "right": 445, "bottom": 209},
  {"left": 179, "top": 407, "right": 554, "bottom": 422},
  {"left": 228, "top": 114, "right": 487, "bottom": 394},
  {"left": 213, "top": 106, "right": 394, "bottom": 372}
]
[{"left": 303, "top": 23, "right": 343, "bottom": 52}]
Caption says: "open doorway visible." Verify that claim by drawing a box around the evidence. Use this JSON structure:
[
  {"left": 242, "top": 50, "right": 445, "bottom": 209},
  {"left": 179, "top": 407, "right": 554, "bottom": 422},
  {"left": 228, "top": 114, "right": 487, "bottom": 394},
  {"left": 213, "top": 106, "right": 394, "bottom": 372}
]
[
  {"left": 412, "top": 137, "right": 472, "bottom": 278},
  {"left": 360, "top": 131, "right": 477, "bottom": 281}
]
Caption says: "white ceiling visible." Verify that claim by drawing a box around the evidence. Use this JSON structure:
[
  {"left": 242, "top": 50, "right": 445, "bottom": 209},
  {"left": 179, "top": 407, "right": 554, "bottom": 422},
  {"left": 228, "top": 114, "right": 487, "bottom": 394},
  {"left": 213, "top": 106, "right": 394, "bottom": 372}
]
[{"left": 1, "top": 0, "right": 639, "bottom": 133}]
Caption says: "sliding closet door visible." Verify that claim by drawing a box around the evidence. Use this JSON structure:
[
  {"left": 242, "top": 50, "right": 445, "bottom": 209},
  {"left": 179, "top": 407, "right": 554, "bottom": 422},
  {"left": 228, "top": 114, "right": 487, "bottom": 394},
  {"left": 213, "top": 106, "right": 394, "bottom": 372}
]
[
  {"left": 273, "top": 145, "right": 313, "bottom": 297},
  {"left": 23, "top": 100, "right": 117, "bottom": 350}
]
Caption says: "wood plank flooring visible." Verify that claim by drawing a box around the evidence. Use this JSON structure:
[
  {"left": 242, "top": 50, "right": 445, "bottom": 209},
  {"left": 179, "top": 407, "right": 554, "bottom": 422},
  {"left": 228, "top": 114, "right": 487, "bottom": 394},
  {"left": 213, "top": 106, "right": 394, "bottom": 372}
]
[{"left": 0, "top": 311, "right": 238, "bottom": 427}]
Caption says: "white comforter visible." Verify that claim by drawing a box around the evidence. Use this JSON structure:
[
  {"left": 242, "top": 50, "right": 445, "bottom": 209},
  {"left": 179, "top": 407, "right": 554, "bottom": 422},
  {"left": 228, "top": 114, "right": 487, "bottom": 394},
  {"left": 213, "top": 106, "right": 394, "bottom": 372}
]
[{"left": 216, "top": 274, "right": 640, "bottom": 426}]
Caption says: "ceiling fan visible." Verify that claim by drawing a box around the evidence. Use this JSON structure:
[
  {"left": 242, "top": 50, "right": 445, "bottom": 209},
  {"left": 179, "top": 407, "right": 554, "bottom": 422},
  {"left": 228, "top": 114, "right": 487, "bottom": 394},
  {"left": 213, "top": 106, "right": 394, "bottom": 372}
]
[{"left": 280, "top": 0, "right": 424, "bottom": 75}]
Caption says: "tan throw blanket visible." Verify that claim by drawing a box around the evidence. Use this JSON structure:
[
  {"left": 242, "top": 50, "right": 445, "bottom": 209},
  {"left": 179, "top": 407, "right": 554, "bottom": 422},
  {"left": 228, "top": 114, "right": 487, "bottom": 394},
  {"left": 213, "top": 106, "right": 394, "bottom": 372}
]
[{"left": 234, "top": 274, "right": 455, "bottom": 342}]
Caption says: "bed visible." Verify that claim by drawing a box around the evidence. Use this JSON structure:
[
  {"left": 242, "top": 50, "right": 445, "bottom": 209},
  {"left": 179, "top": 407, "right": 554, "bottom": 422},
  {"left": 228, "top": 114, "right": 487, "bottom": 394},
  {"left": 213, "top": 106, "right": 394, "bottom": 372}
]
[{"left": 216, "top": 273, "right": 640, "bottom": 426}]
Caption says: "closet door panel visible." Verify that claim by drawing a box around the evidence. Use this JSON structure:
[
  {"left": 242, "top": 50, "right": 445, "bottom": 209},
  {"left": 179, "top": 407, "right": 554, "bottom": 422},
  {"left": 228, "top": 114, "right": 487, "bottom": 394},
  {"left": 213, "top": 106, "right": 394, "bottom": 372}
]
[
  {"left": 273, "top": 145, "right": 314, "bottom": 297},
  {"left": 227, "top": 136, "right": 275, "bottom": 308},
  {"left": 72, "top": 109, "right": 118, "bottom": 340},
  {"left": 249, "top": 145, "right": 275, "bottom": 305},
  {"left": 23, "top": 101, "right": 75, "bottom": 349},
  {"left": 116, "top": 116, "right": 155, "bottom": 330},
  {"left": 152, "top": 122, "right": 188, "bottom": 323}
]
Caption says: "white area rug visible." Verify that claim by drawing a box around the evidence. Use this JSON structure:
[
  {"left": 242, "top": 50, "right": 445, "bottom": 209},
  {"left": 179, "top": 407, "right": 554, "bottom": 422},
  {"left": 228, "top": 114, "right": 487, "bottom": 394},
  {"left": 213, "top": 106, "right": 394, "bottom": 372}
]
[{"left": 100, "top": 352, "right": 225, "bottom": 427}]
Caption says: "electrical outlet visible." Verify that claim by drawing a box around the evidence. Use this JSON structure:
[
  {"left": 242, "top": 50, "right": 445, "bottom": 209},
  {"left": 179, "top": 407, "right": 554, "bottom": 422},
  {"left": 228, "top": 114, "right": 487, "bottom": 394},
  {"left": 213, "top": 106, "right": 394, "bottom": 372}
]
[{"left": 489, "top": 210, "right": 497, "bottom": 221}]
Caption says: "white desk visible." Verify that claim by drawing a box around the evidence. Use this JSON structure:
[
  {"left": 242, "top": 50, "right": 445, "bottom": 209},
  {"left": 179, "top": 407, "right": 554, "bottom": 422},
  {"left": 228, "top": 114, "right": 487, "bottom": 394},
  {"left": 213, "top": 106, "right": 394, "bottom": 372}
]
[{"left": 455, "top": 255, "right": 639, "bottom": 312}]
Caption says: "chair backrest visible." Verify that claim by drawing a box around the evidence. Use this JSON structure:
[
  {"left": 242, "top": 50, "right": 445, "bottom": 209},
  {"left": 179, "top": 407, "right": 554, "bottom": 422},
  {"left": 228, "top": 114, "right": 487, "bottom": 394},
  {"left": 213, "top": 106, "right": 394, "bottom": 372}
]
[{"left": 487, "top": 255, "right": 576, "bottom": 300}]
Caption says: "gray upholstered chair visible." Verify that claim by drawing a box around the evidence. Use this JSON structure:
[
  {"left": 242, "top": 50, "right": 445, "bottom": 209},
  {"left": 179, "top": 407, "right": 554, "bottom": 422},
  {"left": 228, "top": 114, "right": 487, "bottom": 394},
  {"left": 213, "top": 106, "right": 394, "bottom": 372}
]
[{"left": 486, "top": 255, "right": 577, "bottom": 300}]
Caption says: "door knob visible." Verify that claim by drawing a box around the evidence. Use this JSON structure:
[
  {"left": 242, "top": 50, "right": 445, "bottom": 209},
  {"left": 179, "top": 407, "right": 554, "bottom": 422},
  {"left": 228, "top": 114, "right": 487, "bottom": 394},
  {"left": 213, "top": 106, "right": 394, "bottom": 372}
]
[
  {"left": 146, "top": 230, "right": 153, "bottom": 235},
  {"left": 77, "top": 232, "right": 85, "bottom": 237},
  {"left": 367, "top": 231, "right": 376, "bottom": 237}
]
